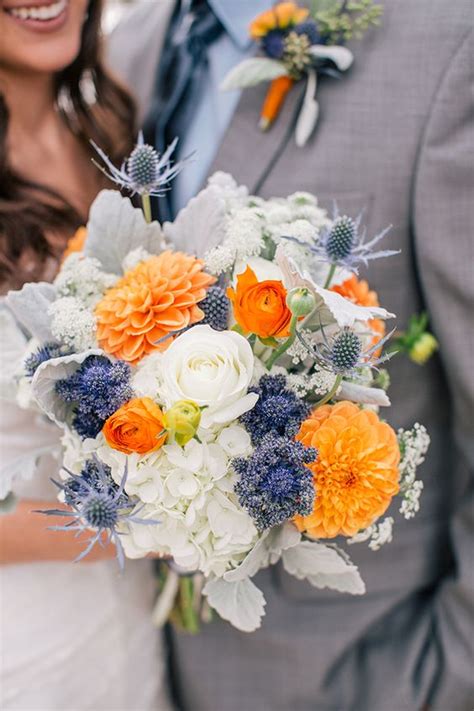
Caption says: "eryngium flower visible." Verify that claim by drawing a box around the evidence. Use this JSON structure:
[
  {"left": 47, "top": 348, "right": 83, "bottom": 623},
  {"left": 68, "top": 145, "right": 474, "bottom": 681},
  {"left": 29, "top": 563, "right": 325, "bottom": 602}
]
[
  {"left": 240, "top": 374, "right": 310, "bottom": 444},
  {"left": 284, "top": 206, "right": 398, "bottom": 273},
  {"left": 24, "top": 342, "right": 71, "bottom": 378},
  {"left": 42, "top": 458, "right": 157, "bottom": 568},
  {"left": 199, "top": 285, "right": 230, "bottom": 331},
  {"left": 55, "top": 356, "right": 133, "bottom": 439},
  {"left": 92, "top": 132, "right": 185, "bottom": 197},
  {"left": 234, "top": 434, "right": 316, "bottom": 531},
  {"left": 298, "top": 324, "right": 395, "bottom": 378}
]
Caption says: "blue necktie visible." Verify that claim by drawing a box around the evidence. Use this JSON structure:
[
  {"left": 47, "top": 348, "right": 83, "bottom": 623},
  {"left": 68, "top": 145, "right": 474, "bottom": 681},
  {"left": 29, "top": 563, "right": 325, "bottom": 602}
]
[{"left": 143, "top": 0, "right": 224, "bottom": 221}]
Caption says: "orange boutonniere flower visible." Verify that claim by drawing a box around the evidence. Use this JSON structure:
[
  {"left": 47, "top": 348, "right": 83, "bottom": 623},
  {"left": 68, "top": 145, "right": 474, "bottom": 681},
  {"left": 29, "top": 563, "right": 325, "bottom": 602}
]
[
  {"left": 249, "top": 2, "right": 309, "bottom": 39},
  {"left": 95, "top": 251, "right": 215, "bottom": 365},
  {"left": 227, "top": 266, "right": 292, "bottom": 339},
  {"left": 103, "top": 397, "right": 167, "bottom": 455},
  {"left": 295, "top": 401, "right": 400, "bottom": 538}
]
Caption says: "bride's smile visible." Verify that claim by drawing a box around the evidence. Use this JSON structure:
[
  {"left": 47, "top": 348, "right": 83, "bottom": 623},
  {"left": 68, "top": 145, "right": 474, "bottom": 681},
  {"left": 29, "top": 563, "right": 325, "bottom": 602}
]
[{"left": 2, "top": 0, "right": 69, "bottom": 32}]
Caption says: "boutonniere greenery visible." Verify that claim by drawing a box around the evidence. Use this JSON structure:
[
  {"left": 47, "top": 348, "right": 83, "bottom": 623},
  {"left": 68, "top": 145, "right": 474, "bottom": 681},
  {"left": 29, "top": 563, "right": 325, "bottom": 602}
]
[{"left": 221, "top": 0, "right": 382, "bottom": 146}]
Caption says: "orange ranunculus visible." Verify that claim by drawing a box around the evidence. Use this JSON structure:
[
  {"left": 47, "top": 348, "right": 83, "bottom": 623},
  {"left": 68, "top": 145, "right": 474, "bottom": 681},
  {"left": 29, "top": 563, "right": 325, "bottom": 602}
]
[
  {"left": 102, "top": 397, "right": 167, "bottom": 455},
  {"left": 95, "top": 251, "right": 215, "bottom": 364},
  {"left": 250, "top": 2, "right": 309, "bottom": 39},
  {"left": 295, "top": 401, "right": 400, "bottom": 538},
  {"left": 227, "top": 266, "right": 292, "bottom": 339},
  {"left": 62, "top": 226, "right": 87, "bottom": 262},
  {"left": 331, "top": 275, "right": 386, "bottom": 354}
]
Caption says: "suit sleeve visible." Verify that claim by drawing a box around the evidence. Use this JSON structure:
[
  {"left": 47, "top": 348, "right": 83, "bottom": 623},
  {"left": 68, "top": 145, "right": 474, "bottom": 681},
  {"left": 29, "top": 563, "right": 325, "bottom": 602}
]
[{"left": 413, "top": 28, "right": 474, "bottom": 710}]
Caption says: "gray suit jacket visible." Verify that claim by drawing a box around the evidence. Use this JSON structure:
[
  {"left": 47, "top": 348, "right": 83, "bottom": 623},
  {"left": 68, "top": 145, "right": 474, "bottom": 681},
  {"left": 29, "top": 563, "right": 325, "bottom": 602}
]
[{"left": 108, "top": 2, "right": 474, "bottom": 709}]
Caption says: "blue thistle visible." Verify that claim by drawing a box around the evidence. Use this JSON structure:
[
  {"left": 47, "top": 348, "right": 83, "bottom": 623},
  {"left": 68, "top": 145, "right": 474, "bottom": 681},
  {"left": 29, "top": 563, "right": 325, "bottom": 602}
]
[
  {"left": 199, "top": 285, "right": 229, "bottom": 331},
  {"left": 283, "top": 205, "right": 399, "bottom": 274},
  {"left": 92, "top": 132, "right": 186, "bottom": 197},
  {"left": 298, "top": 324, "right": 396, "bottom": 378},
  {"left": 240, "top": 374, "right": 310, "bottom": 445},
  {"left": 261, "top": 29, "right": 286, "bottom": 58},
  {"left": 293, "top": 20, "right": 323, "bottom": 45},
  {"left": 24, "top": 342, "right": 72, "bottom": 378},
  {"left": 326, "top": 216, "right": 356, "bottom": 261},
  {"left": 330, "top": 330, "right": 363, "bottom": 373},
  {"left": 62, "top": 459, "right": 125, "bottom": 507},
  {"left": 55, "top": 356, "right": 133, "bottom": 439},
  {"left": 41, "top": 457, "right": 158, "bottom": 569},
  {"left": 234, "top": 434, "right": 316, "bottom": 531}
]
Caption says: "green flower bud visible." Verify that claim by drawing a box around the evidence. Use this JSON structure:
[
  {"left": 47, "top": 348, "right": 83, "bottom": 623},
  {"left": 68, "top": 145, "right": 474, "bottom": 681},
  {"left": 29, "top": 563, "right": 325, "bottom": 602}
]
[
  {"left": 286, "top": 287, "right": 316, "bottom": 317},
  {"left": 409, "top": 333, "right": 438, "bottom": 365},
  {"left": 163, "top": 400, "right": 201, "bottom": 446}
]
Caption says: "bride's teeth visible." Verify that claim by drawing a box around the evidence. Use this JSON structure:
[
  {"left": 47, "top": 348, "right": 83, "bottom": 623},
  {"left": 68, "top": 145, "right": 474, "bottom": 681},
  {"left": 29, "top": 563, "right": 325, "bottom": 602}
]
[{"left": 9, "top": 1, "right": 66, "bottom": 22}]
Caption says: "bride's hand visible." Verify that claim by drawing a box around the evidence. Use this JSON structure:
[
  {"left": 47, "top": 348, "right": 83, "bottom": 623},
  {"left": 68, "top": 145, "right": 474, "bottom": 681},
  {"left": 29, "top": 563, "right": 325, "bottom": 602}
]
[{"left": 0, "top": 499, "right": 116, "bottom": 565}]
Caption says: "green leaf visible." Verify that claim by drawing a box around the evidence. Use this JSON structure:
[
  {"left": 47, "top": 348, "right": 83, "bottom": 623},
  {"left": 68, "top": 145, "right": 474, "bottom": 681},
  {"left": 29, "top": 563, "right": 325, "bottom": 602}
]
[{"left": 220, "top": 58, "right": 289, "bottom": 91}]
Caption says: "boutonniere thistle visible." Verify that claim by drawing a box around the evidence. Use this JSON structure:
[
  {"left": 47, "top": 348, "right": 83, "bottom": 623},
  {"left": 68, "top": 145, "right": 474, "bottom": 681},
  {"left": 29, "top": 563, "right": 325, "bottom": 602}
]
[{"left": 221, "top": 1, "right": 382, "bottom": 147}]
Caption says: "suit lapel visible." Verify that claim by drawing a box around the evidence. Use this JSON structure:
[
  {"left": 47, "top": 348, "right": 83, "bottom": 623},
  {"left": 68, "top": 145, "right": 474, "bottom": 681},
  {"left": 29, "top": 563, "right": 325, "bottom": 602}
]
[{"left": 207, "top": 80, "right": 306, "bottom": 195}]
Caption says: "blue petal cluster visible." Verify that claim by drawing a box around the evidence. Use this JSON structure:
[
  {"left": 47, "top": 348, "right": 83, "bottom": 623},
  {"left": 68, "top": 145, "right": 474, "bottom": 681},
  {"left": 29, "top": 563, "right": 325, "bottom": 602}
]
[
  {"left": 234, "top": 434, "right": 317, "bottom": 531},
  {"left": 240, "top": 374, "right": 310, "bottom": 445},
  {"left": 24, "top": 342, "right": 71, "bottom": 378},
  {"left": 293, "top": 20, "right": 323, "bottom": 45},
  {"left": 262, "top": 29, "right": 286, "bottom": 58},
  {"left": 63, "top": 459, "right": 126, "bottom": 508},
  {"left": 55, "top": 356, "right": 133, "bottom": 439},
  {"left": 200, "top": 285, "right": 229, "bottom": 331},
  {"left": 44, "top": 457, "right": 154, "bottom": 568}
]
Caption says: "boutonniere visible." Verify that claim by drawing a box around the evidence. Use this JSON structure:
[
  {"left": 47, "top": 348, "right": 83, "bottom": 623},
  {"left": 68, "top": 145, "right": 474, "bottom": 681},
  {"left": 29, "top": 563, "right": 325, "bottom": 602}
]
[{"left": 221, "top": 1, "right": 382, "bottom": 147}]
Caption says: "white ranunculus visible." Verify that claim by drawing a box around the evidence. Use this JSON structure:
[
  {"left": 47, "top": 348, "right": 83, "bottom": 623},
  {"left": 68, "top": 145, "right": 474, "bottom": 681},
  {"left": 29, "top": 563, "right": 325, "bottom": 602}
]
[{"left": 160, "top": 325, "right": 258, "bottom": 428}]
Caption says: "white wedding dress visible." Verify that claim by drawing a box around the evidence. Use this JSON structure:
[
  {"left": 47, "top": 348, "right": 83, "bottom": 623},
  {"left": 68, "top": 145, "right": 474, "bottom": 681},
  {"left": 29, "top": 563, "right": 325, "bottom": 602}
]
[{"left": 0, "top": 312, "right": 172, "bottom": 711}]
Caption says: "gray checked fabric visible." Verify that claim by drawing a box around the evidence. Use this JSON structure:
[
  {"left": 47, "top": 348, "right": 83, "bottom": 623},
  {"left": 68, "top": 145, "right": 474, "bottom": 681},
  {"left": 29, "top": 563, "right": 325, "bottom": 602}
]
[{"left": 108, "top": 2, "right": 474, "bottom": 709}]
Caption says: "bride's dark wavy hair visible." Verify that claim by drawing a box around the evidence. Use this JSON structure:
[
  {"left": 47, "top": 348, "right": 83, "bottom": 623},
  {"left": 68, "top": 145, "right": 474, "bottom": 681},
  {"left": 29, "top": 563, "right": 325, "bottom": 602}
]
[{"left": 0, "top": 0, "right": 136, "bottom": 289}]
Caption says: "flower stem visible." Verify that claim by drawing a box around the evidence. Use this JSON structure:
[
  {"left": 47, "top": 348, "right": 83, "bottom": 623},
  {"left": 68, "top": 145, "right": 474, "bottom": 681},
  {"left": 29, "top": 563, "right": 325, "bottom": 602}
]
[
  {"left": 266, "top": 315, "right": 298, "bottom": 370},
  {"left": 179, "top": 576, "right": 200, "bottom": 634},
  {"left": 141, "top": 193, "right": 152, "bottom": 223},
  {"left": 314, "top": 374, "right": 342, "bottom": 408},
  {"left": 324, "top": 263, "right": 337, "bottom": 289}
]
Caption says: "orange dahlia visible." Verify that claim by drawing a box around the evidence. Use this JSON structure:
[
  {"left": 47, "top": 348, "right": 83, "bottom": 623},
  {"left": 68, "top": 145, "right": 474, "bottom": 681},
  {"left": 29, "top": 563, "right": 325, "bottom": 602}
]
[
  {"left": 95, "top": 251, "right": 215, "bottom": 364},
  {"left": 331, "top": 275, "right": 386, "bottom": 353},
  {"left": 295, "top": 401, "right": 400, "bottom": 538}
]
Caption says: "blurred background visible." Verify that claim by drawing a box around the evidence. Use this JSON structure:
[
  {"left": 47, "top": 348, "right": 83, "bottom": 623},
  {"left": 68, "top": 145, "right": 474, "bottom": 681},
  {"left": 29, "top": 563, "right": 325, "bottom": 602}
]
[{"left": 103, "top": 0, "right": 145, "bottom": 33}]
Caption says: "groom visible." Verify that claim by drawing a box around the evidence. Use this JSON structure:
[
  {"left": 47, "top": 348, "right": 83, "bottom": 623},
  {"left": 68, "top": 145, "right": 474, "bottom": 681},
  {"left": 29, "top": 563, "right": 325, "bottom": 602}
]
[{"left": 108, "top": 1, "right": 473, "bottom": 709}]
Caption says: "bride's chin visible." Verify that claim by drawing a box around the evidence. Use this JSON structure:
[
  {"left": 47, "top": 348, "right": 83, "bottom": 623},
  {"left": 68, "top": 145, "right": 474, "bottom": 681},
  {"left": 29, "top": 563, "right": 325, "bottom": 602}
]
[{"left": 0, "top": 0, "right": 88, "bottom": 75}]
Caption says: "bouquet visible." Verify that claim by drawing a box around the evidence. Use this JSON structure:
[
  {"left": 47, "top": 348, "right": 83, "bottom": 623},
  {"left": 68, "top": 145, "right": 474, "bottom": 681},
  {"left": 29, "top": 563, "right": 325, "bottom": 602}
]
[{"left": 2, "top": 141, "right": 431, "bottom": 633}]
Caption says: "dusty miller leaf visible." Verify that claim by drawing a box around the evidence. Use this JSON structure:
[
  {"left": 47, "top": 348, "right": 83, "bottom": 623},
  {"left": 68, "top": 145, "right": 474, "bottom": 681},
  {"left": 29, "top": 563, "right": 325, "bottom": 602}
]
[
  {"left": 203, "top": 577, "right": 266, "bottom": 632},
  {"left": 221, "top": 58, "right": 289, "bottom": 91},
  {"left": 282, "top": 541, "right": 366, "bottom": 594}
]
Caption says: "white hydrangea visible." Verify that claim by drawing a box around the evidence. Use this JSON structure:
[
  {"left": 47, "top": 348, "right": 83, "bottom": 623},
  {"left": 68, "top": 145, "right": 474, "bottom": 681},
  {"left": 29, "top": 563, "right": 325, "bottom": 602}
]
[
  {"left": 93, "top": 425, "right": 258, "bottom": 577},
  {"left": 49, "top": 296, "right": 97, "bottom": 352},
  {"left": 54, "top": 254, "right": 116, "bottom": 307},
  {"left": 131, "top": 351, "right": 164, "bottom": 399}
]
